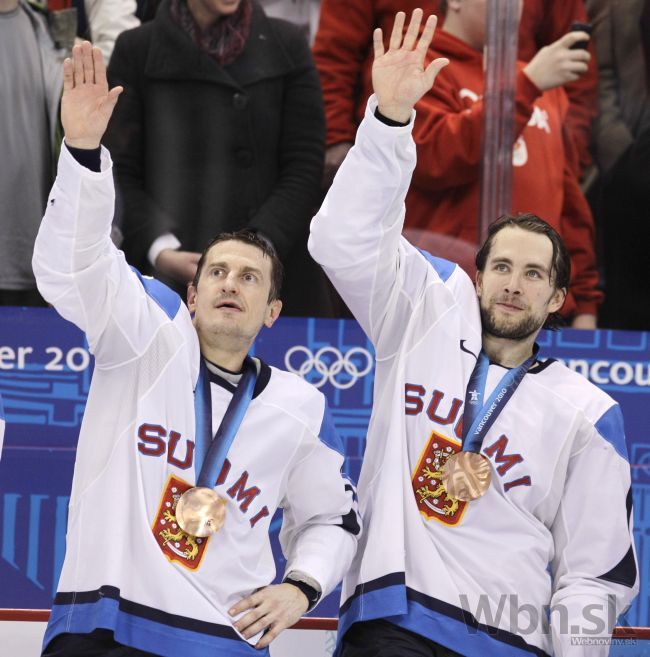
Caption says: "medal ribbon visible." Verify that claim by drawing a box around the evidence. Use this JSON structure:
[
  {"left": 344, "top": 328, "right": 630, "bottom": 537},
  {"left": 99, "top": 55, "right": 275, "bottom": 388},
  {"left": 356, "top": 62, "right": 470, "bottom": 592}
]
[
  {"left": 461, "top": 345, "right": 539, "bottom": 454},
  {"left": 193, "top": 356, "right": 258, "bottom": 488}
]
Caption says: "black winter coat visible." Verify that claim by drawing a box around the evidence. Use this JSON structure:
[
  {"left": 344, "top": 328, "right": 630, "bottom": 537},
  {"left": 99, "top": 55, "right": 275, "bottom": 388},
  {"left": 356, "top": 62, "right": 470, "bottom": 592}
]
[{"left": 105, "top": 0, "right": 332, "bottom": 316}]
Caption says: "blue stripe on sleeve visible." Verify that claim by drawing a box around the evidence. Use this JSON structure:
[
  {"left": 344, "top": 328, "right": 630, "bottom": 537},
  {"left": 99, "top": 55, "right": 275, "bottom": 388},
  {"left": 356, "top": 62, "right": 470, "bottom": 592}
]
[
  {"left": 130, "top": 267, "right": 182, "bottom": 320},
  {"left": 318, "top": 400, "right": 345, "bottom": 456},
  {"left": 417, "top": 249, "right": 457, "bottom": 283},
  {"left": 0, "top": 394, "right": 4, "bottom": 420},
  {"left": 595, "top": 404, "right": 629, "bottom": 462}
]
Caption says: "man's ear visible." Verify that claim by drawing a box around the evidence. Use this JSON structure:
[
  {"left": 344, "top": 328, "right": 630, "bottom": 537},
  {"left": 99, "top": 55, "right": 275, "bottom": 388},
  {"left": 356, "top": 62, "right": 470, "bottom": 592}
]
[
  {"left": 548, "top": 287, "right": 566, "bottom": 314},
  {"left": 264, "top": 299, "right": 282, "bottom": 328},
  {"left": 187, "top": 284, "right": 197, "bottom": 314},
  {"left": 475, "top": 270, "right": 483, "bottom": 297}
]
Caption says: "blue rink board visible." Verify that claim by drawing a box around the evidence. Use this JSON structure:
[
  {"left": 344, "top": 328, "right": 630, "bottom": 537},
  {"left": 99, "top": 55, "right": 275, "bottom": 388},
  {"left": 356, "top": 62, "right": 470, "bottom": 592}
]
[{"left": 0, "top": 308, "right": 648, "bottom": 653}]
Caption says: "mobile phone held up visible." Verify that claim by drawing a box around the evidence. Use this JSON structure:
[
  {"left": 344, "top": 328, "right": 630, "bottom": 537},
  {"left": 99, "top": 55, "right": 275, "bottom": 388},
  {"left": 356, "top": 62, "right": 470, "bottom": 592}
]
[{"left": 570, "top": 21, "right": 593, "bottom": 50}]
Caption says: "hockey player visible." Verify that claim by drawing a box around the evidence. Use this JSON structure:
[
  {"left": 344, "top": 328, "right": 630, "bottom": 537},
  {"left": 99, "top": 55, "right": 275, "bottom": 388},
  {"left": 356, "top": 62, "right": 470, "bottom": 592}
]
[
  {"left": 309, "top": 10, "right": 638, "bottom": 657},
  {"left": 34, "top": 42, "right": 360, "bottom": 657}
]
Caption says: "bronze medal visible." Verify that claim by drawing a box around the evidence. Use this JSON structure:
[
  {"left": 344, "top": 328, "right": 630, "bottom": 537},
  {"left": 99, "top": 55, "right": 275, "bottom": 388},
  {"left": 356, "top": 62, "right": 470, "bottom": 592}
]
[
  {"left": 175, "top": 486, "right": 227, "bottom": 538},
  {"left": 441, "top": 452, "right": 492, "bottom": 502}
]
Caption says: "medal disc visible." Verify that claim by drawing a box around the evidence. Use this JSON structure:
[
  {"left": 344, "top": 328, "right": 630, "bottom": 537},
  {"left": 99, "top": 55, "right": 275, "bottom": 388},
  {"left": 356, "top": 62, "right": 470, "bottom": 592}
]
[
  {"left": 175, "top": 487, "right": 226, "bottom": 537},
  {"left": 441, "top": 452, "right": 492, "bottom": 502}
]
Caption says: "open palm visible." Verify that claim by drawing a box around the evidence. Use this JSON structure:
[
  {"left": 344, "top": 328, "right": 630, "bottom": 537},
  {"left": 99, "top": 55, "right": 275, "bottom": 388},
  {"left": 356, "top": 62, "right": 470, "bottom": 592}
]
[
  {"left": 61, "top": 41, "right": 123, "bottom": 149},
  {"left": 372, "top": 10, "right": 449, "bottom": 123}
]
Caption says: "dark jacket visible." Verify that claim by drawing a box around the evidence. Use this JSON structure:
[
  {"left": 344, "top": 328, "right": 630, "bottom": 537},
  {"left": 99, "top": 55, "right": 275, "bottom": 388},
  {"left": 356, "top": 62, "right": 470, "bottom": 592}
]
[
  {"left": 586, "top": 0, "right": 650, "bottom": 174},
  {"left": 105, "top": 0, "right": 331, "bottom": 316}
]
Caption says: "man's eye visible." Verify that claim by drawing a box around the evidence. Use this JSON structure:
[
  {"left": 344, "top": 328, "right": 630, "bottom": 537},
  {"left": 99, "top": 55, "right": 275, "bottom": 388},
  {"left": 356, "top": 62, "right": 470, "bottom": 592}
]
[
  {"left": 243, "top": 273, "right": 257, "bottom": 283},
  {"left": 527, "top": 270, "right": 541, "bottom": 278},
  {"left": 495, "top": 263, "right": 508, "bottom": 272}
]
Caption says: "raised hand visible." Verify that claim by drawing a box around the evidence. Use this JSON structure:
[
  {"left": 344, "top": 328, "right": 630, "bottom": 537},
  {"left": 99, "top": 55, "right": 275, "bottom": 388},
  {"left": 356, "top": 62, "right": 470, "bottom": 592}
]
[
  {"left": 372, "top": 9, "right": 449, "bottom": 124},
  {"left": 62, "top": 41, "right": 123, "bottom": 150}
]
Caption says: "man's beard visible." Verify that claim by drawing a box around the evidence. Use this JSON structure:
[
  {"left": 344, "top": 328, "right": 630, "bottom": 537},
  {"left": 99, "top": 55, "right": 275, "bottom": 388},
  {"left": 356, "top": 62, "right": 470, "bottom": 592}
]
[{"left": 480, "top": 301, "right": 545, "bottom": 341}]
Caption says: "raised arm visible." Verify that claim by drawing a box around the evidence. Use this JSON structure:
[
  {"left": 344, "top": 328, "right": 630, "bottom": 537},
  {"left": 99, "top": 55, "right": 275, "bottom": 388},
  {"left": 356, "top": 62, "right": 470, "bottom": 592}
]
[
  {"left": 33, "top": 44, "right": 190, "bottom": 368},
  {"left": 309, "top": 10, "right": 451, "bottom": 347}
]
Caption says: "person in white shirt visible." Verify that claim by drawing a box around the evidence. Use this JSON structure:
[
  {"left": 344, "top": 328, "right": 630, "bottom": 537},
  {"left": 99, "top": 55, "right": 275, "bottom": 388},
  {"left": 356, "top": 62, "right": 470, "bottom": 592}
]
[
  {"left": 34, "top": 41, "right": 360, "bottom": 657},
  {"left": 309, "top": 10, "right": 638, "bottom": 657}
]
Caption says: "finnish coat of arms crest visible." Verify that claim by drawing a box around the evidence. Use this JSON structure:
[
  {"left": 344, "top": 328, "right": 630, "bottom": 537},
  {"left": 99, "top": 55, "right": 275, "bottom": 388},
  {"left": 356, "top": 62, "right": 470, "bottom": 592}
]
[
  {"left": 412, "top": 431, "right": 468, "bottom": 526},
  {"left": 152, "top": 475, "right": 210, "bottom": 570}
]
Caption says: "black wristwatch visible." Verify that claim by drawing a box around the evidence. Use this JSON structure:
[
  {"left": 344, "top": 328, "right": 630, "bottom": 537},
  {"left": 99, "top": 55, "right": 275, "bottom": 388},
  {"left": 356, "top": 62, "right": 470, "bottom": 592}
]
[{"left": 283, "top": 576, "right": 321, "bottom": 611}]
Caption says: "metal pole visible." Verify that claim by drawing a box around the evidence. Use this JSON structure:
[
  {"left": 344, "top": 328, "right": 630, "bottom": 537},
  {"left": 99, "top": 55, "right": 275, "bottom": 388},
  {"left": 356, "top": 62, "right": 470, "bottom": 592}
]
[{"left": 479, "top": 0, "right": 521, "bottom": 244}]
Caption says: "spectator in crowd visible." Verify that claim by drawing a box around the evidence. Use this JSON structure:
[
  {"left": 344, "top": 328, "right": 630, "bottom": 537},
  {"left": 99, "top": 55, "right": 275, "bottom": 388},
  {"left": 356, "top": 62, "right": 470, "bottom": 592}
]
[
  {"left": 260, "top": 0, "right": 320, "bottom": 44},
  {"left": 0, "top": 0, "right": 65, "bottom": 306},
  {"left": 45, "top": 1, "right": 139, "bottom": 61},
  {"left": 105, "top": 0, "right": 331, "bottom": 317},
  {"left": 403, "top": 0, "right": 601, "bottom": 328},
  {"left": 313, "top": 0, "right": 426, "bottom": 186},
  {"left": 586, "top": 0, "right": 650, "bottom": 330},
  {"left": 135, "top": 0, "right": 162, "bottom": 22},
  {"left": 518, "top": 0, "right": 598, "bottom": 176},
  {"left": 313, "top": 0, "right": 597, "bottom": 186}
]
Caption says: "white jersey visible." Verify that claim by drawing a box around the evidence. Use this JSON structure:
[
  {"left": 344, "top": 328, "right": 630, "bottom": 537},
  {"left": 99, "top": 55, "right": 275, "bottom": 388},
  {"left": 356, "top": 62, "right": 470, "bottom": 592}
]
[
  {"left": 309, "top": 97, "right": 638, "bottom": 657},
  {"left": 33, "top": 144, "right": 360, "bottom": 657}
]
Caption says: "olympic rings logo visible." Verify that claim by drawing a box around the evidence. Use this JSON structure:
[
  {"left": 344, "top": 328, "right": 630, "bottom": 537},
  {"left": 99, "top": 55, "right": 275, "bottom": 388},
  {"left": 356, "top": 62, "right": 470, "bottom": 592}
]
[{"left": 284, "top": 346, "right": 374, "bottom": 389}]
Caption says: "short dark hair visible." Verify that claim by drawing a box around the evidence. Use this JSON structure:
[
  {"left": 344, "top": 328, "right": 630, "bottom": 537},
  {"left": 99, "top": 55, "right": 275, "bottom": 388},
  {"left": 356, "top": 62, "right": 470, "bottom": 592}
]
[
  {"left": 475, "top": 213, "right": 570, "bottom": 330},
  {"left": 192, "top": 230, "right": 284, "bottom": 302}
]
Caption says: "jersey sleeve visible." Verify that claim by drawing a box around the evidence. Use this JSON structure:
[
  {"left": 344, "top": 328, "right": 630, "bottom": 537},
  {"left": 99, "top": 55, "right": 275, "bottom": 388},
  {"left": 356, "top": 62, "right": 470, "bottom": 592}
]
[
  {"left": 549, "top": 404, "right": 638, "bottom": 656},
  {"left": 278, "top": 400, "right": 361, "bottom": 600},
  {"left": 32, "top": 144, "right": 188, "bottom": 369},
  {"left": 308, "top": 95, "right": 477, "bottom": 357}
]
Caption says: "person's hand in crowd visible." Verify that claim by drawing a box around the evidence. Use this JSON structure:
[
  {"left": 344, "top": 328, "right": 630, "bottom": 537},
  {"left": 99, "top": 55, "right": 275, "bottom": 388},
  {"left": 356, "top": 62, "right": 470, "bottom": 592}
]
[
  {"left": 62, "top": 41, "right": 123, "bottom": 150},
  {"left": 372, "top": 10, "right": 449, "bottom": 124},
  {"left": 571, "top": 313, "right": 597, "bottom": 330},
  {"left": 323, "top": 142, "right": 353, "bottom": 188},
  {"left": 155, "top": 249, "right": 201, "bottom": 285},
  {"left": 523, "top": 32, "right": 591, "bottom": 92},
  {"left": 229, "top": 583, "right": 309, "bottom": 649}
]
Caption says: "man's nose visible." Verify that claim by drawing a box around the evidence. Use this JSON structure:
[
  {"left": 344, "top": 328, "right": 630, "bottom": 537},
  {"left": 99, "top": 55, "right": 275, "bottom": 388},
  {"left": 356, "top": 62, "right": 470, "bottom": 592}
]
[
  {"left": 503, "top": 271, "right": 523, "bottom": 294},
  {"left": 221, "top": 272, "right": 239, "bottom": 293}
]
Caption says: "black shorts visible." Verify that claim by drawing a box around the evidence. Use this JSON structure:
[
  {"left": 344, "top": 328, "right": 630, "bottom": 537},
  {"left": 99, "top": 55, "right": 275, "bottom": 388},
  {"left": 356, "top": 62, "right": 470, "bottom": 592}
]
[
  {"left": 42, "top": 629, "right": 160, "bottom": 657},
  {"left": 340, "top": 619, "right": 465, "bottom": 657}
]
